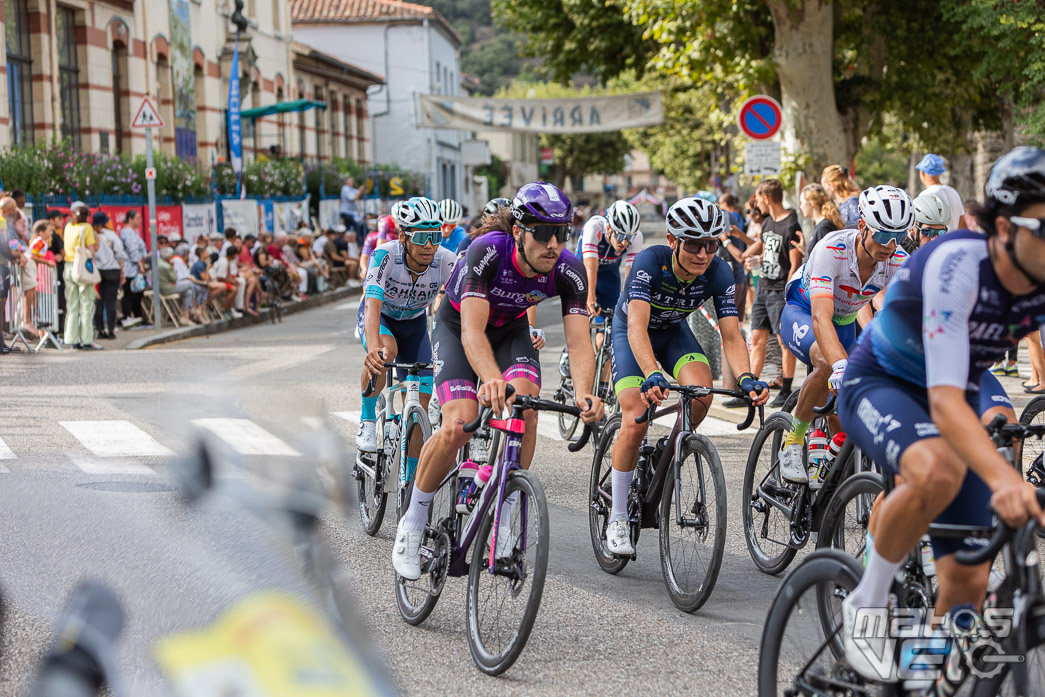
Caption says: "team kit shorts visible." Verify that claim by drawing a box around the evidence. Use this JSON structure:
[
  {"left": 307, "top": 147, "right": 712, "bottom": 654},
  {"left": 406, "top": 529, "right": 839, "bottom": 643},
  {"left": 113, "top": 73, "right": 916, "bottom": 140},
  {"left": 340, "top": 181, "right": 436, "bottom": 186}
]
[
  {"left": 779, "top": 302, "right": 857, "bottom": 367},
  {"left": 838, "top": 361, "right": 1013, "bottom": 558},
  {"left": 610, "top": 316, "right": 709, "bottom": 394},
  {"left": 431, "top": 302, "right": 541, "bottom": 404},
  {"left": 357, "top": 305, "right": 433, "bottom": 393}
]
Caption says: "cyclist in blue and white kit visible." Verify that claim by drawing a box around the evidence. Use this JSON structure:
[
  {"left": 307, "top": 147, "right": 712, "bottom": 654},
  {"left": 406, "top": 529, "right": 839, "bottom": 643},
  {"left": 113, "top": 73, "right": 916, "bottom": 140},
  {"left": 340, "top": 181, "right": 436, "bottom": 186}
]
[
  {"left": 355, "top": 196, "right": 456, "bottom": 452},
  {"left": 603, "top": 198, "right": 769, "bottom": 556},
  {"left": 777, "top": 186, "right": 912, "bottom": 483},
  {"left": 838, "top": 147, "right": 1045, "bottom": 683}
]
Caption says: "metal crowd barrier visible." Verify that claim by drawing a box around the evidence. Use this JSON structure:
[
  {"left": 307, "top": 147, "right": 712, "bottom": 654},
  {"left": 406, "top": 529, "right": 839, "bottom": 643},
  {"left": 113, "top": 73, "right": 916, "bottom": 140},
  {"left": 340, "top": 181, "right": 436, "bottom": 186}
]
[
  {"left": 2, "top": 259, "right": 63, "bottom": 353},
  {"left": 3, "top": 261, "right": 34, "bottom": 352}
]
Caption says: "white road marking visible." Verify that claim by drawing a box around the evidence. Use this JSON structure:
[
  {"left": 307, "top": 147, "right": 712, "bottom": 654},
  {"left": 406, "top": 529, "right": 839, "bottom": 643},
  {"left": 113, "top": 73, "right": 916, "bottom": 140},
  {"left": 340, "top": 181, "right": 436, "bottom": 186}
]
[
  {"left": 0, "top": 436, "right": 15, "bottom": 460},
  {"left": 190, "top": 418, "right": 301, "bottom": 456},
  {"left": 334, "top": 302, "right": 357, "bottom": 311},
  {"left": 697, "top": 416, "right": 747, "bottom": 437},
  {"left": 332, "top": 411, "right": 361, "bottom": 426},
  {"left": 60, "top": 420, "right": 174, "bottom": 457},
  {"left": 68, "top": 454, "right": 155, "bottom": 475},
  {"left": 535, "top": 418, "right": 564, "bottom": 442}
]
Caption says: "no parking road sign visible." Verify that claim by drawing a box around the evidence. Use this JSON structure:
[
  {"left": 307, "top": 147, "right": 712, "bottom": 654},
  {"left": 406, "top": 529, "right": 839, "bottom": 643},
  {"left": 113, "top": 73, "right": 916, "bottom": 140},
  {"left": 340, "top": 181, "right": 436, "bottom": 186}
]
[{"left": 737, "top": 95, "right": 782, "bottom": 141}]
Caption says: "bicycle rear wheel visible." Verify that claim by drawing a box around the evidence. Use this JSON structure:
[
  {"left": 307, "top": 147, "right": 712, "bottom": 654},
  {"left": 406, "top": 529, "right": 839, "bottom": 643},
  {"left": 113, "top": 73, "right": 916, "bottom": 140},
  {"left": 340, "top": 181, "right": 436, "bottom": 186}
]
[
  {"left": 742, "top": 412, "right": 800, "bottom": 575},
  {"left": 758, "top": 549, "right": 884, "bottom": 696},
  {"left": 356, "top": 415, "right": 388, "bottom": 536},
  {"left": 393, "top": 477, "right": 453, "bottom": 626},
  {"left": 659, "top": 434, "right": 726, "bottom": 613},
  {"left": 466, "top": 469, "right": 549, "bottom": 675},
  {"left": 967, "top": 600, "right": 1045, "bottom": 696},
  {"left": 588, "top": 413, "right": 629, "bottom": 574},
  {"left": 1020, "top": 396, "right": 1045, "bottom": 486},
  {"left": 816, "top": 471, "right": 883, "bottom": 561},
  {"left": 556, "top": 376, "right": 580, "bottom": 441}
]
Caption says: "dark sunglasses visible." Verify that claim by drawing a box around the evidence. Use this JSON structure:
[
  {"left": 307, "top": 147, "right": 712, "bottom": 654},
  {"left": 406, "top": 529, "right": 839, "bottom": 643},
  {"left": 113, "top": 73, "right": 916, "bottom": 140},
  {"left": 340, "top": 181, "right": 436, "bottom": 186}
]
[
  {"left": 915, "top": 223, "right": 946, "bottom": 239},
  {"left": 681, "top": 238, "right": 720, "bottom": 254},
  {"left": 868, "top": 227, "right": 908, "bottom": 245},
  {"left": 1011, "top": 216, "right": 1045, "bottom": 239},
  {"left": 518, "top": 222, "right": 570, "bottom": 245},
  {"left": 407, "top": 229, "right": 441, "bottom": 246}
]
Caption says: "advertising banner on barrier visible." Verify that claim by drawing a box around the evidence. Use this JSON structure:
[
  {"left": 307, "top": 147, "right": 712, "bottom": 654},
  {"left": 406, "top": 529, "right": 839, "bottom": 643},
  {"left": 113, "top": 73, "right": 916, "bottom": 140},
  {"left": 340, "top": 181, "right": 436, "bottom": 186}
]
[
  {"left": 318, "top": 199, "right": 339, "bottom": 231},
  {"left": 221, "top": 199, "right": 260, "bottom": 235},
  {"left": 417, "top": 92, "right": 663, "bottom": 134},
  {"left": 271, "top": 198, "right": 309, "bottom": 235},
  {"left": 181, "top": 203, "right": 217, "bottom": 244}
]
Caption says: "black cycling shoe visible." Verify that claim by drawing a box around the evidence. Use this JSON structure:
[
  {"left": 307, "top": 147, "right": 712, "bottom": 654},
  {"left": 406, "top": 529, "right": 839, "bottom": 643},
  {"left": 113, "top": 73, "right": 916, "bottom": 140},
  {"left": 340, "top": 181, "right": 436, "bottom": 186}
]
[
  {"left": 721, "top": 397, "right": 747, "bottom": 409},
  {"left": 768, "top": 390, "right": 792, "bottom": 408}
]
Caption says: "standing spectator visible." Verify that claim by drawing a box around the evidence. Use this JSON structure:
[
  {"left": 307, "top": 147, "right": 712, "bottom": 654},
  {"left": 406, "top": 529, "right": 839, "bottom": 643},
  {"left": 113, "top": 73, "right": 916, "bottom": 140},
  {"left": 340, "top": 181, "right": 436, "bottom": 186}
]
[
  {"left": 339, "top": 175, "right": 365, "bottom": 245},
  {"left": 821, "top": 165, "right": 861, "bottom": 228},
  {"left": 63, "top": 202, "right": 101, "bottom": 350},
  {"left": 916, "top": 153, "right": 965, "bottom": 231},
  {"left": 799, "top": 183, "right": 844, "bottom": 253},
  {"left": 119, "top": 210, "right": 147, "bottom": 327},
  {"left": 742, "top": 179, "right": 803, "bottom": 407},
  {"left": 46, "top": 209, "right": 67, "bottom": 336},
  {"left": 719, "top": 192, "right": 745, "bottom": 230},
  {"left": 91, "top": 211, "right": 125, "bottom": 340},
  {"left": 4, "top": 191, "right": 29, "bottom": 242}
]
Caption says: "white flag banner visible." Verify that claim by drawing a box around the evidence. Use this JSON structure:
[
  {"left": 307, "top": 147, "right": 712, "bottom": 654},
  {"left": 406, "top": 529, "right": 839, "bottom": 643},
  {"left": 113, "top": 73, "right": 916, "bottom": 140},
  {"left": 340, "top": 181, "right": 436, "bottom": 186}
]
[
  {"left": 318, "top": 199, "right": 340, "bottom": 231},
  {"left": 181, "top": 203, "right": 217, "bottom": 244},
  {"left": 221, "top": 199, "right": 260, "bottom": 235},
  {"left": 418, "top": 92, "right": 664, "bottom": 134},
  {"left": 272, "top": 198, "right": 310, "bottom": 235}
]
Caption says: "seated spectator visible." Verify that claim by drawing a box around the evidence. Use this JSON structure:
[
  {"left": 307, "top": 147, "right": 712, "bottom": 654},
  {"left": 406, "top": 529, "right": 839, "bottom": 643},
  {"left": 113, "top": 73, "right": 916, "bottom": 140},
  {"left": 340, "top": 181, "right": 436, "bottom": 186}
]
[
  {"left": 157, "top": 247, "right": 178, "bottom": 299},
  {"left": 211, "top": 246, "right": 243, "bottom": 319},
  {"left": 171, "top": 243, "right": 198, "bottom": 325},
  {"left": 220, "top": 227, "right": 240, "bottom": 256},
  {"left": 190, "top": 247, "right": 232, "bottom": 316},
  {"left": 237, "top": 234, "right": 261, "bottom": 315}
]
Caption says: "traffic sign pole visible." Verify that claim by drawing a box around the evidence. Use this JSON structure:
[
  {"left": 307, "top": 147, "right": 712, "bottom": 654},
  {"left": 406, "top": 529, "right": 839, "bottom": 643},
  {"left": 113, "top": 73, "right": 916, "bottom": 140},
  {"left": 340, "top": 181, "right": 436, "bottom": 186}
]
[{"left": 145, "top": 130, "right": 161, "bottom": 329}]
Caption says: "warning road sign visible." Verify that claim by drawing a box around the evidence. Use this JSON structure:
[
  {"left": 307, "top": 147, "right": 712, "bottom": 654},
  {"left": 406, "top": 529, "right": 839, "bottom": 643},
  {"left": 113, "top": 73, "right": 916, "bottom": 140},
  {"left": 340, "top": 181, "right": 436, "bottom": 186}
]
[
  {"left": 131, "top": 98, "right": 164, "bottom": 129},
  {"left": 737, "top": 95, "right": 782, "bottom": 141}
]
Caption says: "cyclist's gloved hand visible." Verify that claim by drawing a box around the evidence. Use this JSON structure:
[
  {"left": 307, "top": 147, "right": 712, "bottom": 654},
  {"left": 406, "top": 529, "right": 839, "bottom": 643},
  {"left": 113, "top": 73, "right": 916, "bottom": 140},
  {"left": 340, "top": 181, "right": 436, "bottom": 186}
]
[
  {"left": 829, "top": 359, "right": 848, "bottom": 391},
  {"left": 530, "top": 326, "right": 546, "bottom": 350},
  {"left": 641, "top": 371, "right": 670, "bottom": 406},
  {"left": 738, "top": 373, "right": 770, "bottom": 406}
]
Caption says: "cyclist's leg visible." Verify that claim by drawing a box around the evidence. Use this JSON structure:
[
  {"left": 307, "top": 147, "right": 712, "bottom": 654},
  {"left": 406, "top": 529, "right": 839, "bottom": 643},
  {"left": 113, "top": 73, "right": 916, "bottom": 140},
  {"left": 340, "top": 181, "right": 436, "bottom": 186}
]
[
  {"left": 664, "top": 320, "right": 712, "bottom": 426},
  {"left": 493, "top": 315, "right": 542, "bottom": 468},
  {"left": 357, "top": 308, "right": 399, "bottom": 450},
  {"left": 749, "top": 287, "right": 772, "bottom": 377},
  {"left": 389, "top": 314, "right": 434, "bottom": 410},
  {"left": 594, "top": 272, "right": 620, "bottom": 385}
]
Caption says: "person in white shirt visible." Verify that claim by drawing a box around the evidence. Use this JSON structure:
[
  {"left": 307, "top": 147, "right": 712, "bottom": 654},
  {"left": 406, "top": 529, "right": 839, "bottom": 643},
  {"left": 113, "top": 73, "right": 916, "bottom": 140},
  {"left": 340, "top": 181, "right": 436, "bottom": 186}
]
[{"left": 916, "top": 153, "right": 965, "bottom": 231}]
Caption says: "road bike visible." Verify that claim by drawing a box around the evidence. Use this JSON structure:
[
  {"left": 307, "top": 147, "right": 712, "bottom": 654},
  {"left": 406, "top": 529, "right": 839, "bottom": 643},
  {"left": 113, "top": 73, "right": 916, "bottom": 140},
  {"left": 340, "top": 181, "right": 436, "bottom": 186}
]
[
  {"left": 1019, "top": 394, "right": 1045, "bottom": 487},
  {"left": 588, "top": 384, "right": 762, "bottom": 612},
  {"left": 554, "top": 307, "right": 617, "bottom": 440},
  {"left": 742, "top": 394, "right": 875, "bottom": 575},
  {"left": 353, "top": 361, "right": 433, "bottom": 535},
  {"left": 394, "top": 385, "right": 593, "bottom": 675},
  {"left": 759, "top": 417, "right": 1045, "bottom": 697}
]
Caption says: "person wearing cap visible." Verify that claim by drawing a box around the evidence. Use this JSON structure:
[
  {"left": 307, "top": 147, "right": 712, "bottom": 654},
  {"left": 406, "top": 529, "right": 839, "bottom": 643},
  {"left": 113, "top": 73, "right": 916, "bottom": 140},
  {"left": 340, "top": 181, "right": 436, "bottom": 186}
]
[
  {"left": 63, "top": 202, "right": 102, "bottom": 350},
  {"left": 90, "top": 211, "right": 125, "bottom": 340},
  {"left": 916, "top": 153, "right": 965, "bottom": 231}
]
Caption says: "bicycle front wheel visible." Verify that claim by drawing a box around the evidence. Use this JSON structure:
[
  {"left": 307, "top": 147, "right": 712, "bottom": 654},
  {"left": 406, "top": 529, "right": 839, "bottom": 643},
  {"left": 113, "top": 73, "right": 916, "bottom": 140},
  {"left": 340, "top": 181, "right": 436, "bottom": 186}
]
[
  {"left": 466, "top": 469, "right": 549, "bottom": 675},
  {"left": 816, "top": 471, "right": 883, "bottom": 561},
  {"left": 659, "top": 434, "right": 727, "bottom": 613},
  {"left": 393, "top": 476, "right": 453, "bottom": 627},
  {"left": 588, "top": 413, "right": 629, "bottom": 574},
  {"left": 356, "top": 415, "right": 388, "bottom": 536},
  {"left": 556, "top": 375, "right": 580, "bottom": 441},
  {"left": 967, "top": 600, "right": 1045, "bottom": 696},
  {"left": 742, "top": 412, "right": 800, "bottom": 575},
  {"left": 1020, "top": 395, "right": 1045, "bottom": 486},
  {"left": 394, "top": 406, "right": 432, "bottom": 521}
]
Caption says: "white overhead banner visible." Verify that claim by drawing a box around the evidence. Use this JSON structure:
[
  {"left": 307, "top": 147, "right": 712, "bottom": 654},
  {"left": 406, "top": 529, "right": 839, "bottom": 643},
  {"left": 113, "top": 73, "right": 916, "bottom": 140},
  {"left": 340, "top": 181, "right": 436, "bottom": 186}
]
[{"left": 418, "top": 92, "right": 664, "bottom": 134}]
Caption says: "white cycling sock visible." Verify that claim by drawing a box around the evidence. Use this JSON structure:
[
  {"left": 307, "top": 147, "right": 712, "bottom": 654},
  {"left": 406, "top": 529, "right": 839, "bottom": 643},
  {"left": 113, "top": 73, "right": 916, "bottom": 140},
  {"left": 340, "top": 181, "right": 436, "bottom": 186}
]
[
  {"left": 401, "top": 485, "right": 435, "bottom": 532},
  {"left": 848, "top": 544, "right": 903, "bottom": 610},
  {"left": 609, "top": 468, "right": 634, "bottom": 524}
]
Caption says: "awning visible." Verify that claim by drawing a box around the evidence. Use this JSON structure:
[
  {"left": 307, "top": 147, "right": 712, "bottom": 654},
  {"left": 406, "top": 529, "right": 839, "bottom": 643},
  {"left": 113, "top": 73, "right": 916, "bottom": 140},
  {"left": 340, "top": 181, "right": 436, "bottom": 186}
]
[{"left": 240, "top": 99, "right": 327, "bottom": 120}]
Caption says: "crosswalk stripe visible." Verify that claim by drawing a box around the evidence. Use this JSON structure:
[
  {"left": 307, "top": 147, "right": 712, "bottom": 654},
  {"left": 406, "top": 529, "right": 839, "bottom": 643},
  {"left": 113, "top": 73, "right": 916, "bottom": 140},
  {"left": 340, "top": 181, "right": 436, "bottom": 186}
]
[
  {"left": 191, "top": 418, "right": 301, "bottom": 456},
  {"left": 59, "top": 420, "right": 175, "bottom": 457},
  {"left": 67, "top": 454, "right": 155, "bottom": 475},
  {"left": 535, "top": 418, "right": 564, "bottom": 442},
  {"left": 0, "top": 436, "right": 15, "bottom": 460},
  {"left": 332, "top": 411, "right": 361, "bottom": 425}
]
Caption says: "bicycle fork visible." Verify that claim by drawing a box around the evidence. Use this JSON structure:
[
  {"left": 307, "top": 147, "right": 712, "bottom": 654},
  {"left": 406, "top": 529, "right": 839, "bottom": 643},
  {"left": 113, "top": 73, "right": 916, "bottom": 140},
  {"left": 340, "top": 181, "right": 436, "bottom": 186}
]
[{"left": 488, "top": 426, "right": 526, "bottom": 575}]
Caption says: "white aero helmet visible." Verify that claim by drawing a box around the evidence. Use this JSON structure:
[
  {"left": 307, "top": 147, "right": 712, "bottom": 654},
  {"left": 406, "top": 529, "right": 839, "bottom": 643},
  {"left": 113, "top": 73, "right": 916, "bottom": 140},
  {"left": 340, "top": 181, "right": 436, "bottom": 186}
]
[
  {"left": 396, "top": 196, "right": 442, "bottom": 230},
  {"left": 912, "top": 192, "right": 951, "bottom": 228},
  {"left": 606, "top": 200, "right": 641, "bottom": 238},
  {"left": 438, "top": 198, "right": 463, "bottom": 225},
  {"left": 859, "top": 185, "right": 914, "bottom": 233},
  {"left": 665, "top": 197, "right": 727, "bottom": 239},
  {"left": 483, "top": 197, "right": 510, "bottom": 217}
]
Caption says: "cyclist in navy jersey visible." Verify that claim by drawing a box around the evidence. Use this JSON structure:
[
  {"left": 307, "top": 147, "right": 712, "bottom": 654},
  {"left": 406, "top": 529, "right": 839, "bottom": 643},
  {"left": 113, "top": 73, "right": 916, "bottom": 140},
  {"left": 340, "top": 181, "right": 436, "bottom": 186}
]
[
  {"left": 391, "top": 182, "right": 604, "bottom": 580},
  {"left": 838, "top": 147, "right": 1045, "bottom": 683},
  {"left": 602, "top": 197, "right": 769, "bottom": 556}
]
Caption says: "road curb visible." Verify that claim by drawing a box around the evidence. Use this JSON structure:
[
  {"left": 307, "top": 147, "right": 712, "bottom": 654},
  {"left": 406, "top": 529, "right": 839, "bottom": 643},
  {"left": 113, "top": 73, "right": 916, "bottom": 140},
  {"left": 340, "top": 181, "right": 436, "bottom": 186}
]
[{"left": 124, "top": 285, "right": 362, "bottom": 350}]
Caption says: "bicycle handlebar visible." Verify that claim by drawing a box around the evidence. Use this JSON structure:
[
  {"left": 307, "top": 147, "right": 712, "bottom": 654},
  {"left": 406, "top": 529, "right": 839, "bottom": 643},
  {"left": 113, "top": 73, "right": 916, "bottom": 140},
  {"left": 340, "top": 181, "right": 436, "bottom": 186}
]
[
  {"left": 363, "top": 361, "right": 434, "bottom": 397},
  {"left": 635, "top": 385, "right": 764, "bottom": 432},
  {"left": 954, "top": 489, "right": 1045, "bottom": 566},
  {"left": 813, "top": 394, "right": 837, "bottom": 416},
  {"left": 463, "top": 386, "right": 594, "bottom": 451}
]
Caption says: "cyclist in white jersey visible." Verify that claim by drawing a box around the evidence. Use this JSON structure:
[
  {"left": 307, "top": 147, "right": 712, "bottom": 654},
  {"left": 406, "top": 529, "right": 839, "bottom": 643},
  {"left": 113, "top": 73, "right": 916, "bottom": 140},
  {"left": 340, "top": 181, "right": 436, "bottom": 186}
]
[
  {"left": 355, "top": 197, "right": 457, "bottom": 452},
  {"left": 777, "top": 186, "right": 912, "bottom": 482}
]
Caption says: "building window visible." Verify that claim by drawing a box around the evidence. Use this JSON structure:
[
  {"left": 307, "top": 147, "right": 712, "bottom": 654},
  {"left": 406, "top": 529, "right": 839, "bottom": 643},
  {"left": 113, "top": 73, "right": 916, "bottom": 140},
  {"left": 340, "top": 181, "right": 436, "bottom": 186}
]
[
  {"left": 57, "top": 6, "right": 81, "bottom": 150},
  {"left": 314, "top": 87, "right": 324, "bottom": 160},
  {"left": 342, "top": 95, "right": 351, "bottom": 158},
  {"left": 354, "top": 98, "right": 363, "bottom": 161},
  {"left": 275, "top": 87, "right": 286, "bottom": 155},
  {"left": 112, "top": 44, "right": 128, "bottom": 153},
  {"left": 5, "top": 0, "right": 33, "bottom": 145}
]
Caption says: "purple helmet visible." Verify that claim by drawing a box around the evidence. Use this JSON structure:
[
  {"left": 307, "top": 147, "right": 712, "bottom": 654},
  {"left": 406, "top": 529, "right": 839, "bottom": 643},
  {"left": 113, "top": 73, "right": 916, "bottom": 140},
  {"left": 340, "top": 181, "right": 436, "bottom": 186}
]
[{"left": 511, "top": 182, "right": 573, "bottom": 225}]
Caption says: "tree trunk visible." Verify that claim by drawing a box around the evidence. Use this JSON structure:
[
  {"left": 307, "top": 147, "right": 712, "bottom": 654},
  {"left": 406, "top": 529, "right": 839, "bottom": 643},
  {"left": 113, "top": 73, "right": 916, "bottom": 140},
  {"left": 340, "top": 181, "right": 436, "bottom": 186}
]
[
  {"left": 766, "top": 0, "right": 854, "bottom": 177},
  {"left": 551, "top": 163, "right": 568, "bottom": 190}
]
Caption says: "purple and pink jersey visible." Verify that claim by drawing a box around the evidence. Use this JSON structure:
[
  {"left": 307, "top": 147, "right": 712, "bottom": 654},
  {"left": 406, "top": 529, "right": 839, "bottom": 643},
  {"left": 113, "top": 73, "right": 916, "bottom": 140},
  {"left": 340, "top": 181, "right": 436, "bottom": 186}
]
[{"left": 444, "top": 230, "right": 588, "bottom": 326}]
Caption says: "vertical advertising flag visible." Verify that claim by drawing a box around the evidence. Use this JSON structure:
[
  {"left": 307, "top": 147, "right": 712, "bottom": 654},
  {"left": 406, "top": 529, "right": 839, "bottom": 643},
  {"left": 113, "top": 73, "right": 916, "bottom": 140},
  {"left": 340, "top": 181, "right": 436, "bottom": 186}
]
[{"left": 227, "top": 37, "right": 243, "bottom": 195}]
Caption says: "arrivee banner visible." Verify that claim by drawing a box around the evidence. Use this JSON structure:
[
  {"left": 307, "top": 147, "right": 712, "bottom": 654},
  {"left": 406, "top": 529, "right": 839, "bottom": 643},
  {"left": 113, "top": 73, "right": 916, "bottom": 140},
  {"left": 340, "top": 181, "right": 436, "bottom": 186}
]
[{"left": 417, "top": 92, "right": 663, "bottom": 134}]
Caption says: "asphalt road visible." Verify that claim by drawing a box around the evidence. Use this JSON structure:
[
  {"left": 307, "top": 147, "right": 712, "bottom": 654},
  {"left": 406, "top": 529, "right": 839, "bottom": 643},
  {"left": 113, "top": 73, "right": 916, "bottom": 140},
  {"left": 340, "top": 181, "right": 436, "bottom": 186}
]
[{"left": 0, "top": 297, "right": 1038, "bottom": 696}]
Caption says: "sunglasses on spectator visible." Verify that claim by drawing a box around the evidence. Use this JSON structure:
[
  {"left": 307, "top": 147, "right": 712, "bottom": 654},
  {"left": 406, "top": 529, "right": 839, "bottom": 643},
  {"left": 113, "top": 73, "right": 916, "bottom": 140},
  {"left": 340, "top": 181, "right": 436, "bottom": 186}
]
[
  {"left": 680, "top": 238, "right": 720, "bottom": 254},
  {"left": 407, "top": 229, "right": 441, "bottom": 246},
  {"left": 867, "top": 227, "right": 908, "bottom": 245},
  {"left": 1011, "top": 216, "right": 1045, "bottom": 239},
  {"left": 915, "top": 223, "right": 946, "bottom": 239},
  {"left": 518, "top": 222, "right": 570, "bottom": 245}
]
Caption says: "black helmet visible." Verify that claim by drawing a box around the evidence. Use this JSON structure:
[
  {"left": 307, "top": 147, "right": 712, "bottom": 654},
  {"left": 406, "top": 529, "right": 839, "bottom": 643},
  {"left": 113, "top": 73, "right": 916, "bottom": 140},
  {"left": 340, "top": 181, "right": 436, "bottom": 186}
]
[{"left": 985, "top": 146, "right": 1045, "bottom": 211}]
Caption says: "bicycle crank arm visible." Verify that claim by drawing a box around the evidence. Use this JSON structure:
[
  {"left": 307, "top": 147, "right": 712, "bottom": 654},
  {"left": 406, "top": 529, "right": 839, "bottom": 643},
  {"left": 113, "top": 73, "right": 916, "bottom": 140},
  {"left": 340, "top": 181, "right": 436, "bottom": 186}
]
[{"left": 353, "top": 459, "right": 378, "bottom": 482}]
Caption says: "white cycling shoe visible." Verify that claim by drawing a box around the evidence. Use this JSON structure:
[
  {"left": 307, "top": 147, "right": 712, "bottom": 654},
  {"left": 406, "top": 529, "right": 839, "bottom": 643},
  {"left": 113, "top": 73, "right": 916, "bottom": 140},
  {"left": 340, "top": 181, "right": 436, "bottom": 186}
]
[
  {"left": 392, "top": 519, "right": 423, "bottom": 581},
  {"left": 605, "top": 518, "right": 634, "bottom": 556},
  {"left": 842, "top": 595, "right": 897, "bottom": 683},
  {"left": 779, "top": 442, "right": 808, "bottom": 484},
  {"left": 356, "top": 420, "right": 377, "bottom": 453}
]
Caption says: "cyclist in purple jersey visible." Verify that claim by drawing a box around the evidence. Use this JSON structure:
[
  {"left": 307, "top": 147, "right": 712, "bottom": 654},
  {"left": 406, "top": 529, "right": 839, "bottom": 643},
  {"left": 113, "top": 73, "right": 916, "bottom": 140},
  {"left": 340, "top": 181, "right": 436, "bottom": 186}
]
[{"left": 392, "top": 182, "right": 604, "bottom": 580}]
